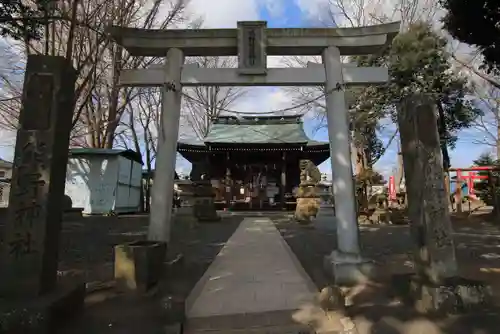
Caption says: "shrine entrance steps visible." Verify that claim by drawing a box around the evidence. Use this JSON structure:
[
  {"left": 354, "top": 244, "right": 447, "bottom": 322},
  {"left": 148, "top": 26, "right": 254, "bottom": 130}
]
[{"left": 184, "top": 217, "right": 345, "bottom": 333}]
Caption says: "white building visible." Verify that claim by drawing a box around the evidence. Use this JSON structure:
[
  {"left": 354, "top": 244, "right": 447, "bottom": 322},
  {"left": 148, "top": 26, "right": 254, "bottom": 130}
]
[
  {"left": 0, "top": 158, "right": 13, "bottom": 207},
  {"left": 65, "top": 148, "right": 143, "bottom": 214}
]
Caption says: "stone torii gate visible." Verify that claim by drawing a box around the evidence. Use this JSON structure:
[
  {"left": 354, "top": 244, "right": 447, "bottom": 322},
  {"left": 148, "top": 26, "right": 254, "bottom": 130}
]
[{"left": 108, "top": 21, "right": 400, "bottom": 284}]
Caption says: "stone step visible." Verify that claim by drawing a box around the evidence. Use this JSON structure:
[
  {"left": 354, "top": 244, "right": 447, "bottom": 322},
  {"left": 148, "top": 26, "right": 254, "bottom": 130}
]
[{"left": 183, "top": 309, "right": 315, "bottom": 334}]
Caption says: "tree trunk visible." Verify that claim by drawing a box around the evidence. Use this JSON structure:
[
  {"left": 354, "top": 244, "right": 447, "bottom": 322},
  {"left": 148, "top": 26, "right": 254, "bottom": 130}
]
[
  {"left": 104, "top": 42, "right": 123, "bottom": 149},
  {"left": 496, "top": 106, "right": 500, "bottom": 159},
  {"left": 353, "top": 138, "right": 370, "bottom": 211},
  {"left": 436, "top": 101, "right": 450, "bottom": 171},
  {"left": 145, "top": 142, "right": 152, "bottom": 213}
]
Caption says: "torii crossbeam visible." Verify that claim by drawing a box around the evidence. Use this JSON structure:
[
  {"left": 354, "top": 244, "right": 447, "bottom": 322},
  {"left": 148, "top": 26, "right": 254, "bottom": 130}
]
[{"left": 108, "top": 20, "right": 400, "bottom": 286}]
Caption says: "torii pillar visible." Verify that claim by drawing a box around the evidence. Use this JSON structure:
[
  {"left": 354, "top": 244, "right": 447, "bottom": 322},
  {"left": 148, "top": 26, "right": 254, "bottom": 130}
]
[
  {"left": 322, "top": 47, "right": 374, "bottom": 285},
  {"left": 108, "top": 21, "right": 400, "bottom": 283},
  {"left": 148, "top": 49, "right": 184, "bottom": 242}
]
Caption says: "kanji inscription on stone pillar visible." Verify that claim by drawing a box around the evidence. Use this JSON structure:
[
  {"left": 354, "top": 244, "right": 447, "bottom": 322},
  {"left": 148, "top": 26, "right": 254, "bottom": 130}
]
[
  {"left": 0, "top": 55, "right": 76, "bottom": 298},
  {"left": 397, "top": 94, "right": 458, "bottom": 284},
  {"left": 237, "top": 21, "right": 267, "bottom": 75}
]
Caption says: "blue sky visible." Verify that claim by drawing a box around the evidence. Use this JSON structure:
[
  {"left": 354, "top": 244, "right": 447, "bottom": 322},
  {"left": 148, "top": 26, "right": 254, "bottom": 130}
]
[
  {"left": 0, "top": 0, "right": 492, "bottom": 178},
  {"left": 176, "top": 1, "right": 491, "bottom": 178}
]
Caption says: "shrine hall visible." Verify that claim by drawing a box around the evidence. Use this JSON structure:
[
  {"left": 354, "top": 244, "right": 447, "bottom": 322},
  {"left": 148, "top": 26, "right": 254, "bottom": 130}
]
[{"left": 177, "top": 115, "right": 329, "bottom": 211}]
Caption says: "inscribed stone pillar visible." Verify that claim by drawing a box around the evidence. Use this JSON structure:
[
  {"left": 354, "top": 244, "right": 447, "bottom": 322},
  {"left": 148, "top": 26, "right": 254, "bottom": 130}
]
[
  {"left": 0, "top": 55, "right": 76, "bottom": 297},
  {"left": 148, "top": 48, "right": 184, "bottom": 243},
  {"left": 322, "top": 46, "right": 373, "bottom": 285},
  {"left": 397, "top": 95, "right": 458, "bottom": 283}
]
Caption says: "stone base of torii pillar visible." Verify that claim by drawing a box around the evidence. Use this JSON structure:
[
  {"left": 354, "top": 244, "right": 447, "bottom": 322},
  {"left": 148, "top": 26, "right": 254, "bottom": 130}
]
[{"left": 323, "top": 251, "right": 376, "bottom": 286}]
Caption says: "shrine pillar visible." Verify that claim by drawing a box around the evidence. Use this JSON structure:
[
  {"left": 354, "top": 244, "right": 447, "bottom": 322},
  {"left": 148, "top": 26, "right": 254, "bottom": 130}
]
[
  {"left": 148, "top": 48, "right": 184, "bottom": 243},
  {"left": 322, "top": 46, "right": 373, "bottom": 285}
]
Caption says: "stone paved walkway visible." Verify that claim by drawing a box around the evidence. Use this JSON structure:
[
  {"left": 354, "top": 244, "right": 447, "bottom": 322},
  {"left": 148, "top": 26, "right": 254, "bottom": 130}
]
[{"left": 184, "top": 217, "right": 349, "bottom": 333}]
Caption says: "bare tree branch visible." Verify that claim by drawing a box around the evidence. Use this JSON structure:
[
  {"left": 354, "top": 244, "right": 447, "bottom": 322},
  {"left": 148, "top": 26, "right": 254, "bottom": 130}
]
[
  {"left": 182, "top": 56, "right": 247, "bottom": 139},
  {"left": 0, "top": 0, "right": 191, "bottom": 151}
]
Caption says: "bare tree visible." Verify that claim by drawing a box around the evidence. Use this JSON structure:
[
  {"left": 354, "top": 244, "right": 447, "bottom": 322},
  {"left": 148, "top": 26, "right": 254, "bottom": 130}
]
[
  {"left": 73, "top": 0, "right": 189, "bottom": 148},
  {"left": 116, "top": 87, "right": 161, "bottom": 211},
  {"left": 0, "top": 0, "right": 190, "bottom": 149},
  {"left": 451, "top": 51, "right": 500, "bottom": 90},
  {"left": 281, "top": 0, "right": 442, "bottom": 208},
  {"left": 182, "top": 56, "right": 247, "bottom": 139},
  {"left": 466, "top": 81, "right": 500, "bottom": 156}
]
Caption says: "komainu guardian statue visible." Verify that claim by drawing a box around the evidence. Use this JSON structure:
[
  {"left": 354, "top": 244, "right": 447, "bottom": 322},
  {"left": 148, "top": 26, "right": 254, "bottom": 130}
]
[
  {"left": 294, "top": 159, "right": 321, "bottom": 224},
  {"left": 299, "top": 159, "right": 322, "bottom": 185}
]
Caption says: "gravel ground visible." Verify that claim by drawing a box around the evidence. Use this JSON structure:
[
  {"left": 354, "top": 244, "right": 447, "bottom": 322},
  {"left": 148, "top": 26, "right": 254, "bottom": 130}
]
[
  {"left": 56, "top": 214, "right": 243, "bottom": 294},
  {"left": 1, "top": 214, "right": 243, "bottom": 333},
  {"left": 3, "top": 212, "right": 500, "bottom": 333},
  {"left": 273, "top": 214, "right": 500, "bottom": 334}
]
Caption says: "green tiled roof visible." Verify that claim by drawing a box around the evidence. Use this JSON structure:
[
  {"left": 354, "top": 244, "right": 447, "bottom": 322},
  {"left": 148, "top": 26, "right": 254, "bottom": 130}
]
[
  {"left": 203, "top": 116, "right": 314, "bottom": 145},
  {"left": 0, "top": 158, "right": 12, "bottom": 168}
]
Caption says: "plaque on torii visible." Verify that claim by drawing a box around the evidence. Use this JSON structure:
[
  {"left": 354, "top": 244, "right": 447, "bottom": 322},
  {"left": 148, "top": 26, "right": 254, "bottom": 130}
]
[{"left": 237, "top": 21, "right": 267, "bottom": 76}]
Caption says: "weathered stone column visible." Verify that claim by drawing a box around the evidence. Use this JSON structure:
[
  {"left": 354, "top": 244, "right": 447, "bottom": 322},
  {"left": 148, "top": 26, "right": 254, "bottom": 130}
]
[
  {"left": 0, "top": 56, "right": 85, "bottom": 331},
  {"left": 0, "top": 55, "right": 76, "bottom": 297},
  {"left": 398, "top": 95, "right": 458, "bottom": 282},
  {"left": 322, "top": 46, "right": 372, "bottom": 285},
  {"left": 148, "top": 48, "right": 184, "bottom": 243},
  {"left": 394, "top": 95, "right": 494, "bottom": 313}
]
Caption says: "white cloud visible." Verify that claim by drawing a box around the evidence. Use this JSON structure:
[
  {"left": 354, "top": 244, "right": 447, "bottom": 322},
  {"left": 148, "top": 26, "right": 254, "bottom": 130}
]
[
  {"left": 294, "top": 0, "right": 328, "bottom": 23},
  {"left": 186, "top": 0, "right": 261, "bottom": 28},
  {"left": 260, "top": 0, "right": 286, "bottom": 20},
  {"left": 225, "top": 87, "right": 296, "bottom": 115},
  {"left": 294, "top": 0, "right": 444, "bottom": 29}
]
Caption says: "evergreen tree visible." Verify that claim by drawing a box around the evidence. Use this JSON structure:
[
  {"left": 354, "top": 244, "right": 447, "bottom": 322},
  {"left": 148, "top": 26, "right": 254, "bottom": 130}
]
[
  {"left": 440, "top": 0, "right": 500, "bottom": 75},
  {"left": 349, "top": 22, "right": 480, "bottom": 170}
]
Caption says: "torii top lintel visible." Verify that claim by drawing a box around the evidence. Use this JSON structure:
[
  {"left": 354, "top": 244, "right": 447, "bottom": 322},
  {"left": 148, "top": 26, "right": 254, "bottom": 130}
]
[{"left": 107, "top": 21, "right": 400, "bottom": 58}]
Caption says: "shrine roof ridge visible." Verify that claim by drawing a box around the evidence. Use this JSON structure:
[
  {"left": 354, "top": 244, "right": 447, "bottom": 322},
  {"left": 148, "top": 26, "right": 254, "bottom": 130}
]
[
  {"left": 176, "top": 117, "right": 329, "bottom": 146},
  {"left": 213, "top": 115, "right": 304, "bottom": 125},
  {"left": 107, "top": 21, "right": 401, "bottom": 57}
]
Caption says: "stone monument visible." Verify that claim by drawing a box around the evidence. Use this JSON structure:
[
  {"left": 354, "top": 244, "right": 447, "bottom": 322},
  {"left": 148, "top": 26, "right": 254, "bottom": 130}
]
[
  {"left": 396, "top": 94, "right": 492, "bottom": 313},
  {"left": 294, "top": 160, "right": 321, "bottom": 225},
  {"left": 0, "top": 56, "right": 85, "bottom": 332},
  {"left": 190, "top": 164, "right": 220, "bottom": 223}
]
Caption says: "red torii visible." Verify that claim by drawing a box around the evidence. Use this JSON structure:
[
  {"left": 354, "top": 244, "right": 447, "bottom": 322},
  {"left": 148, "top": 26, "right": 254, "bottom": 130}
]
[{"left": 449, "top": 166, "right": 496, "bottom": 197}]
